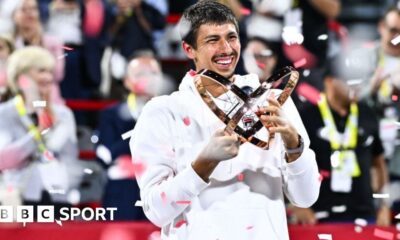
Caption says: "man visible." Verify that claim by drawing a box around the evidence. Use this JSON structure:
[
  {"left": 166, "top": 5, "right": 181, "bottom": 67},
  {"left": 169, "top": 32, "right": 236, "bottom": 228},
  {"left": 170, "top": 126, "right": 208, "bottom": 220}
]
[
  {"left": 97, "top": 50, "right": 172, "bottom": 220},
  {"left": 366, "top": 6, "right": 400, "bottom": 216},
  {"left": 130, "top": 1, "right": 320, "bottom": 239},
  {"left": 292, "top": 54, "right": 391, "bottom": 226}
]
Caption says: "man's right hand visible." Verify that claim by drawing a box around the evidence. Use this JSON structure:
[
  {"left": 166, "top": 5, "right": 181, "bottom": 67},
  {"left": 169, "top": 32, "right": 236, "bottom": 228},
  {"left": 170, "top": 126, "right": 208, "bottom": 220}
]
[
  {"left": 291, "top": 207, "right": 317, "bottom": 225},
  {"left": 192, "top": 129, "right": 240, "bottom": 182},
  {"left": 198, "top": 129, "right": 240, "bottom": 162}
]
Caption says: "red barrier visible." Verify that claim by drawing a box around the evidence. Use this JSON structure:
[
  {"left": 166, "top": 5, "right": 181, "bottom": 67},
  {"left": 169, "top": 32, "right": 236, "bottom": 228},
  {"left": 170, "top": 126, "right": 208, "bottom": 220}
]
[
  {"left": 65, "top": 100, "right": 117, "bottom": 111},
  {"left": 0, "top": 222, "right": 398, "bottom": 240}
]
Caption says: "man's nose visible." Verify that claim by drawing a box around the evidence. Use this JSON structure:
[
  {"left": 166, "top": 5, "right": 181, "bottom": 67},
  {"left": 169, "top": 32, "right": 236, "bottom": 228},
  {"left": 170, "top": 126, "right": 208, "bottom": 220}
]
[{"left": 218, "top": 39, "right": 232, "bottom": 52}]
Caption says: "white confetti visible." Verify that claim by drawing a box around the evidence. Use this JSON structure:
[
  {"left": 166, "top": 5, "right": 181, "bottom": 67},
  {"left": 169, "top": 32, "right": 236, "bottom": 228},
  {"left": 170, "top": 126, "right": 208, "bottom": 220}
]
[
  {"left": 121, "top": 130, "right": 134, "bottom": 140},
  {"left": 354, "top": 218, "right": 368, "bottom": 227},
  {"left": 391, "top": 35, "right": 400, "bottom": 46},
  {"left": 318, "top": 34, "right": 328, "bottom": 40},
  {"left": 55, "top": 219, "right": 63, "bottom": 226},
  {"left": 41, "top": 128, "right": 50, "bottom": 135},
  {"left": 48, "top": 188, "right": 66, "bottom": 195},
  {"left": 347, "top": 79, "right": 363, "bottom": 86},
  {"left": 318, "top": 233, "right": 332, "bottom": 240},
  {"left": 315, "top": 211, "right": 329, "bottom": 219},
  {"left": 84, "top": 168, "right": 93, "bottom": 174},
  {"left": 354, "top": 226, "right": 363, "bottom": 233},
  {"left": 33, "top": 100, "right": 46, "bottom": 108},
  {"left": 96, "top": 145, "right": 112, "bottom": 164},
  {"left": 57, "top": 53, "right": 68, "bottom": 59},
  {"left": 395, "top": 213, "right": 400, "bottom": 219},
  {"left": 373, "top": 193, "right": 390, "bottom": 199},
  {"left": 332, "top": 205, "right": 346, "bottom": 213},
  {"left": 135, "top": 200, "right": 143, "bottom": 207}
]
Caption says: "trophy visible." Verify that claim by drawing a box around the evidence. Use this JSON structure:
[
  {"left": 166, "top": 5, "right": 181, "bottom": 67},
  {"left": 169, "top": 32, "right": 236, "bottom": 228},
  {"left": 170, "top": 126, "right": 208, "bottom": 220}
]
[{"left": 194, "top": 66, "right": 299, "bottom": 150}]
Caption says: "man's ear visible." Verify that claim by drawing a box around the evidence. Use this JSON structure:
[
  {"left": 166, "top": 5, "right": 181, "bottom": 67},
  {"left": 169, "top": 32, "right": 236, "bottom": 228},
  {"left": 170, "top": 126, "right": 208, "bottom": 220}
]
[{"left": 182, "top": 41, "right": 195, "bottom": 60}]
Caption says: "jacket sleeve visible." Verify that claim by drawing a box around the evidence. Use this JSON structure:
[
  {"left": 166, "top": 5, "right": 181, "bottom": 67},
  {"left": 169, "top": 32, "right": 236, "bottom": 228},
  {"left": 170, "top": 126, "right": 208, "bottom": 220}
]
[
  {"left": 280, "top": 97, "right": 321, "bottom": 208},
  {"left": 129, "top": 97, "right": 208, "bottom": 227}
]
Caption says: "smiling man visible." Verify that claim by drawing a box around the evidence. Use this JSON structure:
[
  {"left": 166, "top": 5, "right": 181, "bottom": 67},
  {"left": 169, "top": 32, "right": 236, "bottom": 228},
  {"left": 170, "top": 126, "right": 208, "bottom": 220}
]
[{"left": 129, "top": 1, "right": 320, "bottom": 239}]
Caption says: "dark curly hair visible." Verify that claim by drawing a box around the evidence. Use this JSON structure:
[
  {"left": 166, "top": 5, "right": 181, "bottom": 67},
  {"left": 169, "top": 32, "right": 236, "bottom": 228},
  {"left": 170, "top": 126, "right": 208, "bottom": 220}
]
[{"left": 179, "top": 0, "right": 239, "bottom": 49}]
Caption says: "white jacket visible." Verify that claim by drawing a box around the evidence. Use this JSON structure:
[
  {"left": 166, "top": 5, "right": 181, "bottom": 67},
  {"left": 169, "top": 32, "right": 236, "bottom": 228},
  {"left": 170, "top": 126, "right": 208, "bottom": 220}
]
[{"left": 130, "top": 72, "right": 320, "bottom": 240}]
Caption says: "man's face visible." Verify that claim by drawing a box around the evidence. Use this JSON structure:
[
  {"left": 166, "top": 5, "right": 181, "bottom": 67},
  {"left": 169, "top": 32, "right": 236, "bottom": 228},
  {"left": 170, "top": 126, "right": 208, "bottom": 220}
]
[
  {"left": 244, "top": 40, "right": 277, "bottom": 81},
  {"left": 379, "top": 11, "right": 400, "bottom": 56},
  {"left": 14, "top": 0, "right": 40, "bottom": 29},
  {"left": 184, "top": 23, "right": 240, "bottom": 79},
  {"left": 125, "top": 57, "right": 162, "bottom": 96}
]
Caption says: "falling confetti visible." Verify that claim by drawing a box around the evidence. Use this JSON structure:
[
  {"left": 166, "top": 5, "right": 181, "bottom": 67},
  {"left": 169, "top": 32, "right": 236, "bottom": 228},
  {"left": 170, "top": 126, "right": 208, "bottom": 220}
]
[
  {"left": 121, "top": 130, "right": 134, "bottom": 140},
  {"left": 392, "top": 95, "right": 398, "bottom": 101},
  {"left": 175, "top": 219, "right": 187, "bottom": 228},
  {"left": 57, "top": 53, "right": 68, "bottom": 60},
  {"left": 373, "top": 228, "right": 394, "bottom": 240},
  {"left": 319, "top": 170, "right": 330, "bottom": 182},
  {"left": 134, "top": 200, "right": 143, "bottom": 207},
  {"left": 318, "top": 34, "right": 328, "bottom": 41},
  {"left": 161, "top": 192, "right": 167, "bottom": 205},
  {"left": 43, "top": 150, "right": 55, "bottom": 161},
  {"left": 48, "top": 188, "right": 66, "bottom": 195},
  {"left": 183, "top": 117, "right": 191, "bottom": 126},
  {"left": 237, "top": 173, "right": 244, "bottom": 181},
  {"left": 373, "top": 193, "right": 390, "bottom": 199},
  {"left": 246, "top": 226, "right": 254, "bottom": 230},
  {"left": 391, "top": 35, "right": 400, "bottom": 46},
  {"left": 354, "top": 218, "right": 367, "bottom": 233},
  {"left": 331, "top": 205, "right": 346, "bottom": 213},
  {"left": 84, "top": 168, "right": 93, "bottom": 174},
  {"left": 62, "top": 46, "right": 74, "bottom": 51},
  {"left": 395, "top": 213, "right": 400, "bottom": 219},
  {"left": 294, "top": 58, "right": 307, "bottom": 68},
  {"left": 55, "top": 219, "right": 63, "bottom": 226},
  {"left": 175, "top": 200, "right": 191, "bottom": 205},
  {"left": 41, "top": 128, "right": 50, "bottom": 135},
  {"left": 317, "top": 233, "right": 332, "bottom": 240},
  {"left": 33, "top": 100, "right": 46, "bottom": 108}
]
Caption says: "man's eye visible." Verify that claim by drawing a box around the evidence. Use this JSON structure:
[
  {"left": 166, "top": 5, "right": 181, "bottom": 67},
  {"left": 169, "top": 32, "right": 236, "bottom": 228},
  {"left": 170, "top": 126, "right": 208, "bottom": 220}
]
[{"left": 207, "top": 39, "right": 217, "bottom": 43}]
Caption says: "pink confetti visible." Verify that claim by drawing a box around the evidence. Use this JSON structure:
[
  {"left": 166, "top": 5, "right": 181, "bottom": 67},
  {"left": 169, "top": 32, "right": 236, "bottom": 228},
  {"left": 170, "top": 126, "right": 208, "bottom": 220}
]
[
  {"left": 237, "top": 173, "right": 244, "bottom": 181},
  {"left": 183, "top": 117, "right": 191, "bottom": 126},
  {"left": 57, "top": 53, "right": 68, "bottom": 60},
  {"left": 240, "top": 7, "right": 251, "bottom": 16},
  {"left": 296, "top": 82, "right": 321, "bottom": 105},
  {"left": 175, "top": 200, "right": 191, "bottom": 205},
  {"left": 294, "top": 58, "right": 307, "bottom": 68},
  {"left": 246, "top": 226, "right": 254, "bottom": 230},
  {"left": 161, "top": 192, "right": 167, "bottom": 205},
  {"left": 319, "top": 170, "right": 330, "bottom": 182},
  {"left": 43, "top": 150, "right": 55, "bottom": 161},
  {"left": 7, "top": 186, "right": 13, "bottom": 193},
  {"left": 122, "top": 155, "right": 146, "bottom": 178},
  {"left": 175, "top": 219, "right": 187, "bottom": 228},
  {"left": 392, "top": 95, "right": 398, "bottom": 101},
  {"left": 62, "top": 46, "right": 74, "bottom": 51},
  {"left": 373, "top": 228, "right": 394, "bottom": 240}
]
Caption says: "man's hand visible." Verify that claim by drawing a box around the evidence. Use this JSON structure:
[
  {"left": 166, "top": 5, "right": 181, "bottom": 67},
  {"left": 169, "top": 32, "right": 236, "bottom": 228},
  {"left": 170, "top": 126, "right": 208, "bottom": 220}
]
[
  {"left": 192, "top": 129, "right": 240, "bottom": 182},
  {"left": 376, "top": 205, "right": 391, "bottom": 227},
  {"left": 257, "top": 97, "right": 301, "bottom": 162},
  {"left": 291, "top": 207, "right": 317, "bottom": 225}
]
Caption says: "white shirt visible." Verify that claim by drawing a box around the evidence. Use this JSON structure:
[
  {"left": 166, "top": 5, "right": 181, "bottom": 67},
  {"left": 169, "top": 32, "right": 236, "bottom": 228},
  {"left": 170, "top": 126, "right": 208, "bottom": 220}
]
[{"left": 130, "top": 72, "right": 320, "bottom": 240}]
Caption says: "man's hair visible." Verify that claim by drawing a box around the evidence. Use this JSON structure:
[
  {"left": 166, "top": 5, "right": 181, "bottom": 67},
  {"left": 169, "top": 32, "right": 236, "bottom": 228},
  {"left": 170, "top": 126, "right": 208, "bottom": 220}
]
[
  {"left": 381, "top": 6, "right": 400, "bottom": 22},
  {"left": 179, "top": 0, "right": 239, "bottom": 49}
]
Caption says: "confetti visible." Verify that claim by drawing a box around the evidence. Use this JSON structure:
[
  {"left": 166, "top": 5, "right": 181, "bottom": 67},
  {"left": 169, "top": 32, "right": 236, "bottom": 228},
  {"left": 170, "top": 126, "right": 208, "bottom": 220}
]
[
  {"left": 373, "top": 193, "right": 390, "bottom": 199},
  {"left": 294, "top": 58, "right": 307, "bottom": 68},
  {"left": 96, "top": 145, "right": 112, "bottom": 164},
  {"left": 175, "top": 200, "right": 191, "bottom": 205},
  {"left": 183, "top": 117, "right": 191, "bottom": 126},
  {"left": 43, "top": 150, "right": 55, "bottom": 161},
  {"left": 175, "top": 219, "right": 187, "bottom": 228},
  {"left": 121, "top": 130, "right": 134, "bottom": 140},
  {"left": 246, "top": 226, "right": 254, "bottom": 230},
  {"left": 161, "top": 192, "right": 167, "bottom": 204},
  {"left": 354, "top": 226, "right": 363, "bottom": 233},
  {"left": 354, "top": 218, "right": 368, "bottom": 227},
  {"left": 55, "top": 219, "right": 63, "bottom": 226},
  {"left": 237, "top": 173, "right": 244, "bottom": 181},
  {"left": 62, "top": 46, "right": 74, "bottom": 51},
  {"left": 395, "top": 213, "right": 400, "bottom": 219},
  {"left": 347, "top": 79, "right": 363, "bottom": 86},
  {"left": 315, "top": 211, "right": 329, "bottom": 219},
  {"left": 41, "top": 128, "right": 50, "bottom": 135},
  {"left": 318, "top": 34, "right": 328, "bottom": 40},
  {"left": 134, "top": 200, "right": 143, "bottom": 207},
  {"left": 317, "top": 233, "right": 332, "bottom": 240},
  {"left": 319, "top": 170, "right": 330, "bottom": 182},
  {"left": 373, "top": 228, "right": 394, "bottom": 240},
  {"left": 48, "top": 188, "right": 66, "bottom": 195},
  {"left": 391, "top": 35, "right": 400, "bottom": 46},
  {"left": 331, "top": 205, "right": 346, "bottom": 213},
  {"left": 392, "top": 95, "right": 398, "bottom": 101},
  {"left": 33, "top": 100, "right": 46, "bottom": 108},
  {"left": 57, "top": 53, "right": 68, "bottom": 60},
  {"left": 84, "top": 168, "right": 93, "bottom": 174}
]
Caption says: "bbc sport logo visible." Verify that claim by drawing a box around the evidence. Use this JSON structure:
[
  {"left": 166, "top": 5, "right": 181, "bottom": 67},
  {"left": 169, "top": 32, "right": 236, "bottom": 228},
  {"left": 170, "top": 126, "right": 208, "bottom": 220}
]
[{"left": 0, "top": 206, "right": 117, "bottom": 226}]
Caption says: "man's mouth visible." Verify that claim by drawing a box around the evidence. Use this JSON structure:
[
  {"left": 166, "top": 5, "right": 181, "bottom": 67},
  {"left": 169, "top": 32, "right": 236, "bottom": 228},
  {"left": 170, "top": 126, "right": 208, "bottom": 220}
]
[{"left": 213, "top": 55, "right": 235, "bottom": 67}]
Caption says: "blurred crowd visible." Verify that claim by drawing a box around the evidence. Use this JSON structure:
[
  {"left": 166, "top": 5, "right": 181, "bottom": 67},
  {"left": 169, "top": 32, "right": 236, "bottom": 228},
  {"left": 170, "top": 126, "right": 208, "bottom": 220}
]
[{"left": 0, "top": 0, "right": 399, "bottom": 229}]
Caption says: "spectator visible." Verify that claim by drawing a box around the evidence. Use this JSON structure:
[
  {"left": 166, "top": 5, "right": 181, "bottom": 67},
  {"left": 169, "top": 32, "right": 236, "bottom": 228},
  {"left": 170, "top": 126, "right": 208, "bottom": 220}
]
[
  {"left": 364, "top": 6, "right": 400, "bottom": 217},
  {"left": 96, "top": 50, "right": 173, "bottom": 220},
  {"left": 0, "top": 46, "right": 79, "bottom": 215},
  {"left": 0, "top": 34, "right": 14, "bottom": 101},
  {"left": 101, "top": 0, "right": 166, "bottom": 98},
  {"left": 13, "top": 0, "right": 65, "bottom": 103},
  {"left": 292, "top": 53, "right": 391, "bottom": 226},
  {"left": 243, "top": 37, "right": 278, "bottom": 82}
]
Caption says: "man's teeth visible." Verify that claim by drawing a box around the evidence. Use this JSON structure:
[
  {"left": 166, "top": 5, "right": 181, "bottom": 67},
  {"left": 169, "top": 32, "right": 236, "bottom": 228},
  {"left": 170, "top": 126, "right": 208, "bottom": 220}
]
[{"left": 216, "top": 58, "right": 232, "bottom": 65}]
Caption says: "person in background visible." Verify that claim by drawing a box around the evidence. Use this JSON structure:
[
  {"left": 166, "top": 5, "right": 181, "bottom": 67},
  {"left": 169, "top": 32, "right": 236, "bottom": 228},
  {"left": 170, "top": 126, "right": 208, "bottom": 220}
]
[
  {"left": 292, "top": 53, "right": 391, "bottom": 226},
  {"left": 243, "top": 37, "right": 278, "bottom": 82},
  {"left": 0, "top": 34, "right": 14, "bottom": 102},
  {"left": 12, "top": 0, "right": 65, "bottom": 103},
  {"left": 0, "top": 46, "right": 79, "bottom": 216},
  {"left": 96, "top": 50, "right": 173, "bottom": 220}
]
